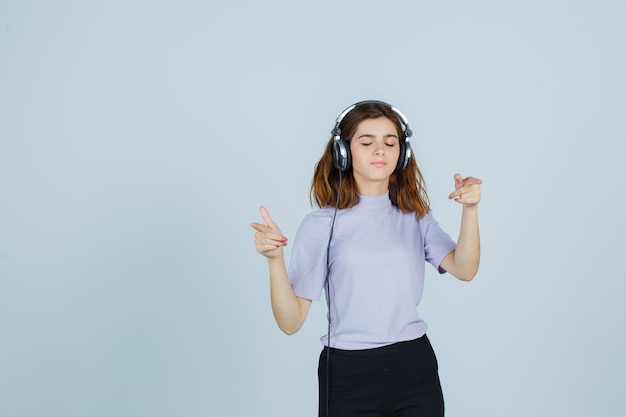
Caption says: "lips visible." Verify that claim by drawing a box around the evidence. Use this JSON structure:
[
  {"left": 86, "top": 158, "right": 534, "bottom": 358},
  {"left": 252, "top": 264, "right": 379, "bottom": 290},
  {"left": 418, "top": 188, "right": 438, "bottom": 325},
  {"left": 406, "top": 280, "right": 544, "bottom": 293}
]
[{"left": 372, "top": 161, "right": 387, "bottom": 167}]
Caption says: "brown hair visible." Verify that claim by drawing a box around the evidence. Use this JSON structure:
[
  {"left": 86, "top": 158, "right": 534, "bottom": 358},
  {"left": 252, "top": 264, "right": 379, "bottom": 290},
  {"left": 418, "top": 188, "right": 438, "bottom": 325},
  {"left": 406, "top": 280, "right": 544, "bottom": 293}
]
[{"left": 310, "top": 102, "right": 430, "bottom": 218}]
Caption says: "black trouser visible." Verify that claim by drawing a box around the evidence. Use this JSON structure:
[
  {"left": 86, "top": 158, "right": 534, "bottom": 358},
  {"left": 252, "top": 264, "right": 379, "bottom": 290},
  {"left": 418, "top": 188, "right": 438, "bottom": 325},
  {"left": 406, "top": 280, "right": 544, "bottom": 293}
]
[{"left": 318, "top": 335, "right": 444, "bottom": 417}]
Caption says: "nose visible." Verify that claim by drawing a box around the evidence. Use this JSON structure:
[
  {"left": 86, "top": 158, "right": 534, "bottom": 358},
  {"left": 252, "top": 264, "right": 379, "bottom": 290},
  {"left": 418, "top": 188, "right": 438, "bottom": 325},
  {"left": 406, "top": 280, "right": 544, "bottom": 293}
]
[{"left": 374, "top": 143, "right": 385, "bottom": 156}]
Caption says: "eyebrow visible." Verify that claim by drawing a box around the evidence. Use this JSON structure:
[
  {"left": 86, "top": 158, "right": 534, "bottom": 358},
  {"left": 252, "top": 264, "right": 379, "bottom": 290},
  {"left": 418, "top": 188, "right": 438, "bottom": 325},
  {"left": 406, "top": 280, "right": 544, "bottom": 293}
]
[{"left": 357, "top": 134, "right": 399, "bottom": 139}]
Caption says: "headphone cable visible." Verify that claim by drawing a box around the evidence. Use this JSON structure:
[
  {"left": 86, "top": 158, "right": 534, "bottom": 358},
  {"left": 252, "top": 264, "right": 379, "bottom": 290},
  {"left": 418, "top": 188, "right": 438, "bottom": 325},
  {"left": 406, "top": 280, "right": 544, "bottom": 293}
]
[{"left": 325, "top": 170, "right": 342, "bottom": 417}]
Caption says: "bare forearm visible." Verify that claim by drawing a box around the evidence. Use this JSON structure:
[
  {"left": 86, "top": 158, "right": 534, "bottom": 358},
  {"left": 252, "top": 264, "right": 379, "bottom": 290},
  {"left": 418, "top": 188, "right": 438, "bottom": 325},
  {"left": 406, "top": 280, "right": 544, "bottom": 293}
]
[
  {"left": 267, "top": 255, "right": 306, "bottom": 334},
  {"left": 453, "top": 205, "right": 480, "bottom": 280}
]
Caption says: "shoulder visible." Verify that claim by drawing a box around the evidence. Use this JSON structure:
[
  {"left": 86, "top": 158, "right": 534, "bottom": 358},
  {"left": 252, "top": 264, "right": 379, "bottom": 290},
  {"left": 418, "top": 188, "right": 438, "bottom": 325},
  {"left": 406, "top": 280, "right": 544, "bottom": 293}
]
[
  {"left": 294, "top": 207, "right": 337, "bottom": 238},
  {"left": 418, "top": 210, "right": 435, "bottom": 223},
  {"left": 300, "top": 206, "right": 336, "bottom": 225},
  {"left": 416, "top": 210, "right": 441, "bottom": 235},
  {"left": 289, "top": 208, "right": 341, "bottom": 257}
]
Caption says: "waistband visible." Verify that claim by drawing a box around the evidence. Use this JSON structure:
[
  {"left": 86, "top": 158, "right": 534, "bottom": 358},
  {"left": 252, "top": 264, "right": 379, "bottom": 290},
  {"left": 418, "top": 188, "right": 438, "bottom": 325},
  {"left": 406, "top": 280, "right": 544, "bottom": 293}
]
[{"left": 323, "top": 334, "right": 429, "bottom": 358}]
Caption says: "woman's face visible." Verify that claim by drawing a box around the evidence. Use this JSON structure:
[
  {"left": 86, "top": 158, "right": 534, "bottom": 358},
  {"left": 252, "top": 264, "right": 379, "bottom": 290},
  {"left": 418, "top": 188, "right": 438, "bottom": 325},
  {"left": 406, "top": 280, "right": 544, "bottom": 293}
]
[{"left": 349, "top": 117, "right": 400, "bottom": 196}]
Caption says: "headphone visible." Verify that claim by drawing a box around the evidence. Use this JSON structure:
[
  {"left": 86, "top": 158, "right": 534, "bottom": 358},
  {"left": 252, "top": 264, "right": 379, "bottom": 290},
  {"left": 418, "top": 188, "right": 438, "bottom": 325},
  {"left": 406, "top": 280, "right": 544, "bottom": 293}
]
[{"left": 331, "top": 100, "right": 413, "bottom": 173}]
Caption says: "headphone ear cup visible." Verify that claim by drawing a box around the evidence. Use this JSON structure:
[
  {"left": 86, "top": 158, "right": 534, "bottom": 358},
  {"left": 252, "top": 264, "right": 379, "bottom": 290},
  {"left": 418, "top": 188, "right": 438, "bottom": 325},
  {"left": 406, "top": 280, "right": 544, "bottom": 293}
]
[
  {"left": 395, "top": 138, "right": 412, "bottom": 172},
  {"left": 332, "top": 139, "right": 351, "bottom": 171}
]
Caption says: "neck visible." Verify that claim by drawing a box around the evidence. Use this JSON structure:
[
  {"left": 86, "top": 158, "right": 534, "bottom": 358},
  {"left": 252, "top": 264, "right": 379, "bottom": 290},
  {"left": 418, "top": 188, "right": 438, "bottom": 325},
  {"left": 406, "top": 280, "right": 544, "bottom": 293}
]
[{"left": 356, "top": 181, "right": 389, "bottom": 196}]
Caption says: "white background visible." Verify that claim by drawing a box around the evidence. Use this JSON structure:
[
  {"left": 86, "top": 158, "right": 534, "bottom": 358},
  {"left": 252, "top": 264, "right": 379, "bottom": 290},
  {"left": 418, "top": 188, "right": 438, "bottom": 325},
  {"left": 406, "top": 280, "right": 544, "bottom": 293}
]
[{"left": 1, "top": 1, "right": 624, "bottom": 416}]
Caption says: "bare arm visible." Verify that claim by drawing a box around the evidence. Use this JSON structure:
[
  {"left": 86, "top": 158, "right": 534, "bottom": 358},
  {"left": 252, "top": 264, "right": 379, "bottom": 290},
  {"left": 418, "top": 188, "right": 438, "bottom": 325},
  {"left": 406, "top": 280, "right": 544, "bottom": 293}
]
[
  {"left": 440, "top": 174, "right": 482, "bottom": 282},
  {"left": 252, "top": 206, "right": 311, "bottom": 334}
]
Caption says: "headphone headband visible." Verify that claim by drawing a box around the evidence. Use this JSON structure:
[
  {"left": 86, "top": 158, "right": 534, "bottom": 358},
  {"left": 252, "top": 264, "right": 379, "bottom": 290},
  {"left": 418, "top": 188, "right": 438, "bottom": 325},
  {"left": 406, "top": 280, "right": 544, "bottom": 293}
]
[{"left": 332, "top": 100, "right": 413, "bottom": 140}]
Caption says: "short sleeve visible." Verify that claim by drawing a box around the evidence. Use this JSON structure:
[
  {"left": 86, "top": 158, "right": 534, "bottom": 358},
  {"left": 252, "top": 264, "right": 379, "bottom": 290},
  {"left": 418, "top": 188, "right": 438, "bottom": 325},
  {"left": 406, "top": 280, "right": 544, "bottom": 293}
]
[
  {"left": 420, "top": 212, "right": 456, "bottom": 274},
  {"left": 287, "top": 212, "right": 332, "bottom": 301}
]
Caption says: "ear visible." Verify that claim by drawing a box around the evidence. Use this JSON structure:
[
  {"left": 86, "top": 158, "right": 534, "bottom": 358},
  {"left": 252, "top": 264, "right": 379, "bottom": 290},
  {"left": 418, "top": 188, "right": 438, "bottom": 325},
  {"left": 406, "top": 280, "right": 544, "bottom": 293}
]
[{"left": 332, "top": 138, "right": 351, "bottom": 172}]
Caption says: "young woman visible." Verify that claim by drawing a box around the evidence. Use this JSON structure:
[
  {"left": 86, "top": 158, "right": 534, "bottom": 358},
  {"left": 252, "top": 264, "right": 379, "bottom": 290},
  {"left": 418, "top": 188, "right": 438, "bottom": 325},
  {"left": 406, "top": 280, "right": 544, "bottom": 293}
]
[{"left": 251, "top": 100, "right": 482, "bottom": 417}]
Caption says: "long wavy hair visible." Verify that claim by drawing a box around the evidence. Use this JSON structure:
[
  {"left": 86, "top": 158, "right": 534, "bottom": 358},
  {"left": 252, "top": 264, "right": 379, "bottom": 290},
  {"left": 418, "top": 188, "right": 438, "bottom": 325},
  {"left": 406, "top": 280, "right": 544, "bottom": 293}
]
[{"left": 310, "top": 102, "right": 430, "bottom": 218}]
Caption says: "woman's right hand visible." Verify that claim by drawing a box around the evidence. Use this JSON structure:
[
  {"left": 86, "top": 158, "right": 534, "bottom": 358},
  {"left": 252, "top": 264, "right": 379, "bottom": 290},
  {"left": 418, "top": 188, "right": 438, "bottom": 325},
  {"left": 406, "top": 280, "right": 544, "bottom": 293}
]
[{"left": 251, "top": 206, "right": 288, "bottom": 259}]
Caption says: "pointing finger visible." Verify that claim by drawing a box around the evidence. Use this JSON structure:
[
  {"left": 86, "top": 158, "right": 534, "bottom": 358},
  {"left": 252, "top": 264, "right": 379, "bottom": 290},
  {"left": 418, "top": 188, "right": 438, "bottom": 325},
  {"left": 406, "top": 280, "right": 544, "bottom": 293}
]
[
  {"left": 259, "top": 205, "right": 276, "bottom": 228},
  {"left": 251, "top": 222, "right": 270, "bottom": 233},
  {"left": 251, "top": 222, "right": 287, "bottom": 240},
  {"left": 462, "top": 176, "right": 483, "bottom": 185}
]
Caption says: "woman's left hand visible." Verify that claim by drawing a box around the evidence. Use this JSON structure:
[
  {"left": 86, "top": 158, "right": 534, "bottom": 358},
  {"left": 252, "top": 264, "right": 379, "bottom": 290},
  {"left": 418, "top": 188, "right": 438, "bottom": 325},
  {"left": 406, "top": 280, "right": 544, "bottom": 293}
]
[{"left": 448, "top": 173, "right": 482, "bottom": 207}]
